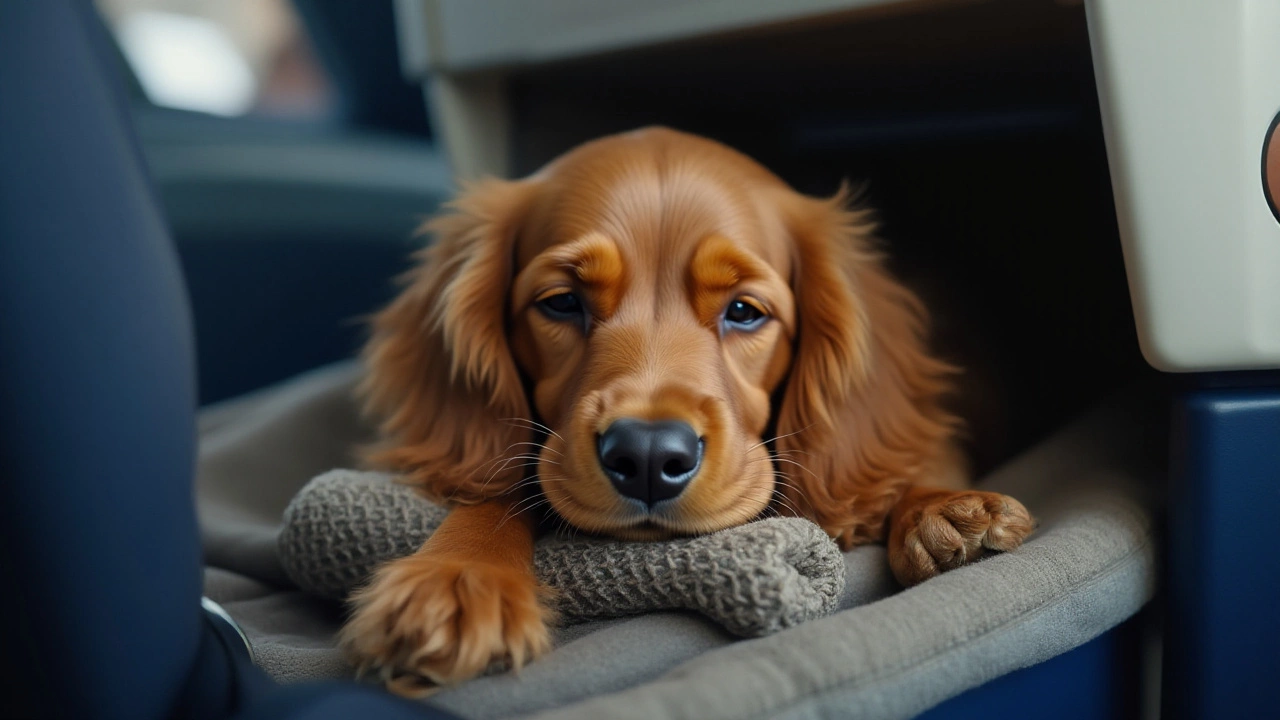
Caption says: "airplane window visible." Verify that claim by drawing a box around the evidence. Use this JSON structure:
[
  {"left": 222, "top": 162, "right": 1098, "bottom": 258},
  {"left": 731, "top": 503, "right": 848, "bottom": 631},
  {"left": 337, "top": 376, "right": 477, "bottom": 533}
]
[{"left": 96, "top": 0, "right": 334, "bottom": 119}]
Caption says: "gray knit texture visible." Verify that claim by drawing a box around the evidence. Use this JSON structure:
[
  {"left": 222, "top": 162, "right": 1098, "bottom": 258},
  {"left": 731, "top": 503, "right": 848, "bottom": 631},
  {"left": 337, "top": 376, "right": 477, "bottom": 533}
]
[{"left": 278, "top": 470, "right": 846, "bottom": 637}]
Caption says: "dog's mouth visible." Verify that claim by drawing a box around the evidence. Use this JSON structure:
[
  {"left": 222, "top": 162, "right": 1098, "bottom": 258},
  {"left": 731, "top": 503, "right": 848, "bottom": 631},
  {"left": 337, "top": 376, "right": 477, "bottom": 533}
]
[
  {"left": 610, "top": 503, "right": 702, "bottom": 538},
  {"left": 540, "top": 471, "right": 775, "bottom": 542},
  {"left": 541, "top": 491, "right": 695, "bottom": 540},
  {"left": 618, "top": 518, "right": 674, "bottom": 541}
]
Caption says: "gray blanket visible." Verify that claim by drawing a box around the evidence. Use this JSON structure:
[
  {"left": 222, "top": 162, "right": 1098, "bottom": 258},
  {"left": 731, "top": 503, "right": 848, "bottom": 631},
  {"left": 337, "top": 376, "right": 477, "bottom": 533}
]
[{"left": 198, "top": 362, "right": 1162, "bottom": 719}]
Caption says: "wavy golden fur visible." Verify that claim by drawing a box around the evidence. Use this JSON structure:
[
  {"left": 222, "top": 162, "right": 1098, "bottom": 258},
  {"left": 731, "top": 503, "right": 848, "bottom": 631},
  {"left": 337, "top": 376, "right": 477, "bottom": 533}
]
[{"left": 341, "top": 128, "right": 1033, "bottom": 695}]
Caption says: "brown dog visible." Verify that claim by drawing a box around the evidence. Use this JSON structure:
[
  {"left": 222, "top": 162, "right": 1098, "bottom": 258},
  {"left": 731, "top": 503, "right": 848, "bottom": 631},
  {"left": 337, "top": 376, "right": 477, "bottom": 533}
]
[{"left": 338, "top": 127, "right": 1033, "bottom": 694}]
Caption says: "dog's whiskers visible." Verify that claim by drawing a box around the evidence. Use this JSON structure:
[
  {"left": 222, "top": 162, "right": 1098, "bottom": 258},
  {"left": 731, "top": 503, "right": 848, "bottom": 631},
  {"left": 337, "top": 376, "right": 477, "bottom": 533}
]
[
  {"left": 474, "top": 459, "right": 535, "bottom": 497},
  {"left": 495, "top": 495, "right": 553, "bottom": 532},
  {"left": 551, "top": 513, "right": 580, "bottom": 542},
  {"left": 761, "top": 503, "right": 801, "bottom": 521},
  {"left": 501, "top": 417, "right": 565, "bottom": 443},
  {"left": 475, "top": 453, "right": 561, "bottom": 495},
  {"left": 763, "top": 479, "right": 805, "bottom": 517},
  {"left": 741, "top": 449, "right": 815, "bottom": 520},
  {"left": 772, "top": 494, "right": 804, "bottom": 518},
  {"left": 772, "top": 476, "right": 814, "bottom": 511},
  {"left": 500, "top": 477, "right": 539, "bottom": 493},
  {"left": 745, "top": 453, "right": 819, "bottom": 483},
  {"left": 499, "top": 474, "right": 571, "bottom": 497},
  {"left": 487, "top": 464, "right": 545, "bottom": 488},
  {"left": 504, "top": 440, "right": 562, "bottom": 457},
  {"left": 770, "top": 473, "right": 809, "bottom": 496},
  {"left": 461, "top": 439, "right": 558, "bottom": 492},
  {"left": 502, "top": 494, "right": 550, "bottom": 521},
  {"left": 746, "top": 424, "right": 814, "bottom": 454},
  {"left": 766, "top": 456, "right": 819, "bottom": 480}
]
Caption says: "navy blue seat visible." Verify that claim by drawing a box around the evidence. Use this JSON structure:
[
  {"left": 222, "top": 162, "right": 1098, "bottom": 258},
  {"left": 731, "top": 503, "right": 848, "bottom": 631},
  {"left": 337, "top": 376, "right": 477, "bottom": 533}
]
[{"left": 0, "top": 3, "right": 451, "bottom": 718}]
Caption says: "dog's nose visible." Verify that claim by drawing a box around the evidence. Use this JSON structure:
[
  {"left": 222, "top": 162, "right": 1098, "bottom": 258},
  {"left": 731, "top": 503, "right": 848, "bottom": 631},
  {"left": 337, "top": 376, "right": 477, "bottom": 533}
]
[{"left": 597, "top": 419, "right": 702, "bottom": 507}]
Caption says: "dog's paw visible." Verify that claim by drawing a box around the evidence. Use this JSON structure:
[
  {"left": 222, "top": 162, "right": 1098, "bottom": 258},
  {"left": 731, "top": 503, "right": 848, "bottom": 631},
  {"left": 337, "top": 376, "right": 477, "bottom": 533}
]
[
  {"left": 339, "top": 554, "right": 552, "bottom": 697},
  {"left": 889, "top": 491, "right": 1034, "bottom": 587}
]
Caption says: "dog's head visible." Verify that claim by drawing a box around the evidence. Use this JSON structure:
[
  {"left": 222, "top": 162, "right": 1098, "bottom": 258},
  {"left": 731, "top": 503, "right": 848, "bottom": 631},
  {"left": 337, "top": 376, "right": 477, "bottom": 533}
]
[{"left": 363, "top": 128, "right": 956, "bottom": 544}]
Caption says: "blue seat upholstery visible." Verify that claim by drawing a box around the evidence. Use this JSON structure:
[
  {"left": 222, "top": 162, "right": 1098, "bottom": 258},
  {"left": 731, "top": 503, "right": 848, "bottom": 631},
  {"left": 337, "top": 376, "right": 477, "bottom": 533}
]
[
  {"left": 1166, "top": 386, "right": 1280, "bottom": 720},
  {"left": 0, "top": 3, "right": 450, "bottom": 718}
]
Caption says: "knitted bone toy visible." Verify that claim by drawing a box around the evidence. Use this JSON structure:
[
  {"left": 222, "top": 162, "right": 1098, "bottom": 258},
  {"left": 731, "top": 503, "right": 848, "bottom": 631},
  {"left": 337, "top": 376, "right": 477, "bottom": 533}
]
[{"left": 278, "top": 470, "right": 846, "bottom": 637}]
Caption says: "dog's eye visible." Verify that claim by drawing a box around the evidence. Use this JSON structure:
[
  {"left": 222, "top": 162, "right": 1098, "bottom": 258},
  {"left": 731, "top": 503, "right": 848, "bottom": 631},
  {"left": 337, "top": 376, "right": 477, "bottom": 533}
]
[
  {"left": 723, "top": 298, "right": 767, "bottom": 331},
  {"left": 536, "top": 291, "right": 584, "bottom": 320}
]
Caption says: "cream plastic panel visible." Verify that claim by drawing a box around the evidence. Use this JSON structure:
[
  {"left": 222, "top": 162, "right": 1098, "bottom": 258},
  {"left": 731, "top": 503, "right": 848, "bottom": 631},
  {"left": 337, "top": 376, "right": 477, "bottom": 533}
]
[
  {"left": 392, "top": 0, "right": 928, "bottom": 75},
  {"left": 1085, "top": 0, "right": 1280, "bottom": 371}
]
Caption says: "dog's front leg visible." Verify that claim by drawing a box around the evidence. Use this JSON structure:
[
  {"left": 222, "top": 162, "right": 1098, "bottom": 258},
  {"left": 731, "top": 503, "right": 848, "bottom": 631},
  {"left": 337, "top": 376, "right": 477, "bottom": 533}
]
[{"left": 339, "top": 498, "right": 551, "bottom": 696}]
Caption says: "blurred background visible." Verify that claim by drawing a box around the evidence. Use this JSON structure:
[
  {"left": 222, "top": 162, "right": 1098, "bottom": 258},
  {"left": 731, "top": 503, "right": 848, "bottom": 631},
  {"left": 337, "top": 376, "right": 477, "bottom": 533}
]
[
  {"left": 93, "top": 0, "right": 445, "bottom": 408},
  {"left": 93, "top": 0, "right": 1146, "bottom": 477},
  {"left": 98, "top": 0, "right": 332, "bottom": 119}
]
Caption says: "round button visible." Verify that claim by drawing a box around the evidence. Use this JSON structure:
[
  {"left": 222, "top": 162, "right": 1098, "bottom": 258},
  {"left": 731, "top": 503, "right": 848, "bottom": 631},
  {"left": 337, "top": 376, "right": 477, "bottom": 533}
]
[{"left": 1266, "top": 111, "right": 1280, "bottom": 224}]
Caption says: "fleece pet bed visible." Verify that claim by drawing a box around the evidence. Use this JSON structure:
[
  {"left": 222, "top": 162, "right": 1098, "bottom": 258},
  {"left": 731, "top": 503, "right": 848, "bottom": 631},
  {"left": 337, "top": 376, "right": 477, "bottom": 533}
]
[
  {"left": 278, "top": 470, "right": 845, "bottom": 637},
  {"left": 197, "top": 362, "right": 1163, "bottom": 720}
]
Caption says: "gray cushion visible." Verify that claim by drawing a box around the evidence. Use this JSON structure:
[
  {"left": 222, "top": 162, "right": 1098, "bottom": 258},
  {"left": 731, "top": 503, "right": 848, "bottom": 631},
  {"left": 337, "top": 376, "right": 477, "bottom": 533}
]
[{"left": 197, "top": 362, "right": 1161, "bottom": 719}]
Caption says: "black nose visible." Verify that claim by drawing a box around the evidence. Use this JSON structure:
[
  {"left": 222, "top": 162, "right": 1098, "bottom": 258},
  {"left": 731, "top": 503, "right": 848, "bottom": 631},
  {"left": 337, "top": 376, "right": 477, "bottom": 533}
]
[{"left": 597, "top": 419, "right": 702, "bottom": 507}]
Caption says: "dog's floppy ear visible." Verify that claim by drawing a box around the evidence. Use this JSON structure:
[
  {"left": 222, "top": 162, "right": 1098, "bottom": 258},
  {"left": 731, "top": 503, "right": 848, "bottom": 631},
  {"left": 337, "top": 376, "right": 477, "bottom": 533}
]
[
  {"left": 771, "top": 186, "right": 959, "bottom": 548},
  {"left": 361, "top": 178, "right": 539, "bottom": 503}
]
